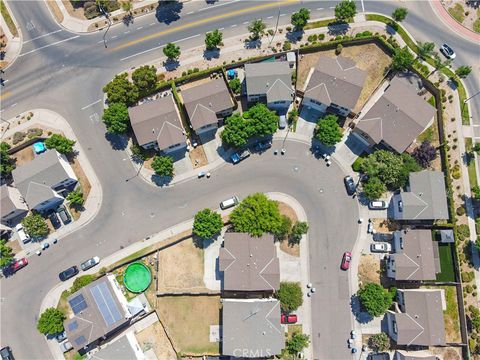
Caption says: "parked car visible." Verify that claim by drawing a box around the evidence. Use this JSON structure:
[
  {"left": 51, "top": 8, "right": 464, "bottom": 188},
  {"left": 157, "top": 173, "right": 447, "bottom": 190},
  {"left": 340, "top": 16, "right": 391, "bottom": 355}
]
[
  {"left": 231, "top": 149, "right": 251, "bottom": 164},
  {"left": 56, "top": 331, "right": 67, "bottom": 343},
  {"left": 278, "top": 115, "right": 287, "bottom": 129},
  {"left": 440, "top": 43, "right": 456, "bottom": 59},
  {"left": 80, "top": 256, "right": 100, "bottom": 271},
  {"left": 0, "top": 346, "right": 14, "bottom": 360},
  {"left": 370, "top": 242, "right": 392, "bottom": 253},
  {"left": 15, "top": 223, "right": 30, "bottom": 244},
  {"left": 48, "top": 212, "right": 62, "bottom": 230},
  {"left": 220, "top": 196, "right": 239, "bottom": 210},
  {"left": 281, "top": 314, "right": 298, "bottom": 324},
  {"left": 373, "top": 232, "right": 393, "bottom": 241},
  {"left": 341, "top": 252, "right": 352, "bottom": 270},
  {"left": 56, "top": 205, "right": 71, "bottom": 225},
  {"left": 254, "top": 140, "right": 272, "bottom": 152},
  {"left": 368, "top": 200, "right": 387, "bottom": 210},
  {"left": 367, "top": 221, "right": 375, "bottom": 234},
  {"left": 59, "top": 341, "right": 73, "bottom": 353},
  {"left": 343, "top": 176, "right": 356, "bottom": 195},
  {"left": 58, "top": 266, "right": 79, "bottom": 281},
  {"left": 11, "top": 258, "right": 28, "bottom": 273}
]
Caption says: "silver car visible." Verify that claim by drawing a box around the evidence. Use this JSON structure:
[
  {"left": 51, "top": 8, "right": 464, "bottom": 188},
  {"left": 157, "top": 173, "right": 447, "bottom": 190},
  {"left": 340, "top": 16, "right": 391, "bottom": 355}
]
[
  {"left": 370, "top": 242, "right": 392, "bottom": 253},
  {"left": 80, "top": 256, "right": 100, "bottom": 271}
]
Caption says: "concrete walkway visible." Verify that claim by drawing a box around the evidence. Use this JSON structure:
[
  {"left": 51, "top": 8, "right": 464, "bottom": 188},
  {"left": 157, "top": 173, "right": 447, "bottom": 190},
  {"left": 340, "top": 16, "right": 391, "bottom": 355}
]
[{"left": 0, "top": 0, "right": 22, "bottom": 69}]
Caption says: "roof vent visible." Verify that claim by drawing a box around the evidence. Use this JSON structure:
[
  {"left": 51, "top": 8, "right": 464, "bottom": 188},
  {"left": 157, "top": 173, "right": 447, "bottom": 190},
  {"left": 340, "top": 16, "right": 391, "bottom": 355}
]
[
  {"left": 266, "top": 82, "right": 269, "bottom": 87},
  {"left": 209, "top": 102, "right": 213, "bottom": 107},
  {"left": 419, "top": 192, "right": 423, "bottom": 197}
]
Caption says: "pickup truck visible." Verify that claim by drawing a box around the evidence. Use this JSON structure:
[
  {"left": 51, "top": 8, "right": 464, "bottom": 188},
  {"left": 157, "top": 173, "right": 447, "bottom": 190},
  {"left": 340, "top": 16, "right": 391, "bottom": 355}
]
[{"left": 231, "top": 149, "right": 251, "bottom": 164}]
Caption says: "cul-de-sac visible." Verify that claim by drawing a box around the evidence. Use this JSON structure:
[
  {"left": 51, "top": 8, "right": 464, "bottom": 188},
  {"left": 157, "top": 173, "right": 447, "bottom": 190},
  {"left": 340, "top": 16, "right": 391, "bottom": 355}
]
[{"left": 0, "top": 1, "right": 479, "bottom": 359}]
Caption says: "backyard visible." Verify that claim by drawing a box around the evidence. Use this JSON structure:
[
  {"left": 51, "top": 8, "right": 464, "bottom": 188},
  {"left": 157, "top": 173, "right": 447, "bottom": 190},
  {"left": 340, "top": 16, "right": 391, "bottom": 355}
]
[
  {"left": 436, "top": 242, "right": 456, "bottom": 283},
  {"left": 135, "top": 320, "right": 177, "bottom": 360}
]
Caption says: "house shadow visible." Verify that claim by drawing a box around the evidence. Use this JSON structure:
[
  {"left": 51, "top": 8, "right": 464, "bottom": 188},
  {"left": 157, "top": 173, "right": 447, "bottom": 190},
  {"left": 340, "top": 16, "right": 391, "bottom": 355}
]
[
  {"left": 151, "top": 174, "right": 172, "bottom": 187},
  {"left": 203, "top": 48, "right": 220, "bottom": 60},
  {"left": 350, "top": 294, "right": 374, "bottom": 324},
  {"left": 155, "top": 1, "right": 183, "bottom": 25},
  {"left": 163, "top": 59, "right": 180, "bottom": 71},
  {"left": 104, "top": 133, "right": 128, "bottom": 151},
  {"left": 244, "top": 38, "right": 262, "bottom": 49}
]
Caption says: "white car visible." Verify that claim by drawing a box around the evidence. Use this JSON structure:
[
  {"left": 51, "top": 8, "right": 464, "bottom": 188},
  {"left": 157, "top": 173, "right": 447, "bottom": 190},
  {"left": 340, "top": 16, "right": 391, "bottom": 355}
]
[
  {"left": 368, "top": 200, "right": 387, "bottom": 210},
  {"left": 80, "top": 256, "right": 100, "bottom": 271},
  {"left": 15, "top": 224, "right": 30, "bottom": 244},
  {"left": 440, "top": 43, "right": 456, "bottom": 60},
  {"left": 370, "top": 242, "right": 392, "bottom": 253}
]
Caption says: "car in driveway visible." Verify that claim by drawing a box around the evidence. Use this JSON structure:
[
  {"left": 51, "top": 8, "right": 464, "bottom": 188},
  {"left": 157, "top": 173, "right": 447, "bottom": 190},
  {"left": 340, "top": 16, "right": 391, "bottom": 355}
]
[
  {"left": 254, "top": 140, "right": 272, "bottom": 152},
  {"left": 56, "top": 205, "right": 71, "bottom": 225},
  {"left": 373, "top": 232, "right": 393, "bottom": 241},
  {"left": 0, "top": 346, "right": 14, "bottom": 360},
  {"left": 15, "top": 223, "right": 30, "bottom": 244},
  {"left": 341, "top": 252, "right": 352, "bottom": 270},
  {"left": 370, "top": 242, "right": 392, "bottom": 253},
  {"left": 58, "top": 266, "right": 79, "bottom": 281},
  {"left": 343, "top": 176, "right": 356, "bottom": 195},
  {"left": 281, "top": 314, "right": 298, "bottom": 324},
  {"left": 278, "top": 115, "right": 287, "bottom": 129},
  {"left": 80, "top": 256, "right": 100, "bottom": 271},
  {"left": 440, "top": 43, "right": 456, "bottom": 59},
  {"left": 48, "top": 212, "right": 62, "bottom": 230},
  {"left": 56, "top": 331, "right": 67, "bottom": 343},
  {"left": 368, "top": 200, "right": 387, "bottom": 210},
  {"left": 231, "top": 149, "right": 251, "bottom": 164},
  {"left": 59, "top": 341, "right": 73, "bottom": 353},
  {"left": 11, "top": 258, "right": 28, "bottom": 273}
]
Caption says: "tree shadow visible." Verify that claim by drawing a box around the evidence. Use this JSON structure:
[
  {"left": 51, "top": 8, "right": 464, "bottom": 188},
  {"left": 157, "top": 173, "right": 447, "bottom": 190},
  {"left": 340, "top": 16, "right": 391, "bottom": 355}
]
[
  {"left": 122, "top": 14, "right": 134, "bottom": 26},
  {"left": 163, "top": 59, "right": 180, "bottom": 71},
  {"left": 151, "top": 174, "right": 172, "bottom": 187},
  {"left": 350, "top": 294, "right": 374, "bottom": 324},
  {"left": 244, "top": 38, "right": 262, "bottom": 49},
  {"left": 193, "top": 234, "right": 219, "bottom": 248},
  {"left": 327, "top": 21, "right": 350, "bottom": 36},
  {"left": 285, "top": 30, "right": 304, "bottom": 43},
  {"left": 203, "top": 48, "right": 220, "bottom": 60},
  {"left": 447, "top": 77, "right": 458, "bottom": 91},
  {"left": 104, "top": 133, "right": 128, "bottom": 151},
  {"left": 155, "top": 1, "right": 183, "bottom": 25}
]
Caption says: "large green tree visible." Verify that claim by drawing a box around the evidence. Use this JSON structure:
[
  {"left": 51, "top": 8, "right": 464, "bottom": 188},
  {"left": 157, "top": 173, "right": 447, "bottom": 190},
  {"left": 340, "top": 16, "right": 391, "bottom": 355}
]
[
  {"left": 163, "top": 42, "right": 181, "bottom": 61},
  {"left": 37, "top": 308, "right": 65, "bottom": 335},
  {"left": 290, "top": 221, "right": 309, "bottom": 244},
  {"left": 391, "top": 47, "right": 414, "bottom": 71},
  {"left": 315, "top": 114, "right": 342, "bottom": 146},
  {"left": 391, "top": 7, "right": 408, "bottom": 22},
  {"left": 45, "top": 134, "right": 76, "bottom": 155},
  {"left": 22, "top": 213, "right": 49, "bottom": 238},
  {"left": 416, "top": 42, "right": 435, "bottom": 60},
  {"left": 151, "top": 155, "right": 174, "bottom": 177},
  {"left": 291, "top": 8, "right": 310, "bottom": 30},
  {"left": 102, "top": 102, "right": 130, "bottom": 134},
  {"left": 0, "top": 142, "right": 15, "bottom": 178},
  {"left": 67, "top": 189, "right": 85, "bottom": 207},
  {"left": 368, "top": 333, "right": 390, "bottom": 352},
  {"left": 132, "top": 65, "right": 157, "bottom": 93},
  {"left": 275, "top": 215, "right": 292, "bottom": 241},
  {"left": 230, "top": 193, "right": 282, "bottom": 236},
  {"left": 334, "top": 0, "right": 357, "bottom": 21},
  {"left": 286, "top": 332, "right": 310, "bottom": 354},
  {"left": 193, "top": 209, "right": 223, "bottom": 239},
  {"left": 248, "top": 19, "right": 266, "bottom": 40},
  {"left": 276, "top": 282, "right": 303, "bottom": 312},
  {"left": 362, "top": 177, "right": 386, "bottom": 200},
  {"left": 357, "top": 283, "right": 396, "bottom": 317},
  {"left": 205, "top": 29, "right": 223, "bottom": 50},
  {"left": 103, "top": 72, "right": 138, "bottom": 106},
  {"left": 0, "top": 240, "right": 14, "bottom": 267}
]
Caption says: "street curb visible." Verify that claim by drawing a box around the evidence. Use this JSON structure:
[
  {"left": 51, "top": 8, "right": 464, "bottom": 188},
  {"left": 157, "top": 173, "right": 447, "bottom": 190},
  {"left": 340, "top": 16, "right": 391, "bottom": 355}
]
[
  {"left": 433, "top": 0, "right": 480, "bottom": 42},
  {"left": 1, "top": 0, "right": 23, "bottom": 70}
]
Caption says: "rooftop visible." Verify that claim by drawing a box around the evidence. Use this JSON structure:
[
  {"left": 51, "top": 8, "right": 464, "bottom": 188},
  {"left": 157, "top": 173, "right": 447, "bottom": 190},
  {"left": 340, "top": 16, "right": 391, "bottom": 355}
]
[{"left": 245, "top": 61, "right": 293, "bottom": 103}]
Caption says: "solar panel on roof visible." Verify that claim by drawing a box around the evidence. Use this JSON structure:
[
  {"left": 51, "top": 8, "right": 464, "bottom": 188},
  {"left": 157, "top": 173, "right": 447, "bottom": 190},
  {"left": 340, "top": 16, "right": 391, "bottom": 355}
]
[
  {"left": 90, "top": 282, "right": 123, "bottom": 327},
  {"left": 69, "top": 294, "right": 87, "bottom": 314},
  {"left": 67, "top": 320, "right": 78, "bottom": 331},
  {"left": 74, "top": 335, "right": 86, "bottom": 346}
]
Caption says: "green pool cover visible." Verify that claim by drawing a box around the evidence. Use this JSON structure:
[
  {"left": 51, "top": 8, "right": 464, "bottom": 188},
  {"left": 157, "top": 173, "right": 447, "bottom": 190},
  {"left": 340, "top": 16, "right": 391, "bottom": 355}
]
[{"left": 123, "top": 262, "right": 152, "bottom": 293}]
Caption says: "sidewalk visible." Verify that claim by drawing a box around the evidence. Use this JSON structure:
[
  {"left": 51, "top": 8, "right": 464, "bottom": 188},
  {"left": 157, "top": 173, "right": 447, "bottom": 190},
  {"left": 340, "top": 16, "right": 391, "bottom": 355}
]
[
  {"left": 3, "top": 109, "right": 103, "bottom": 259},
  {"left": 0, "top": 0, "right": 22, "bottom": 69}
]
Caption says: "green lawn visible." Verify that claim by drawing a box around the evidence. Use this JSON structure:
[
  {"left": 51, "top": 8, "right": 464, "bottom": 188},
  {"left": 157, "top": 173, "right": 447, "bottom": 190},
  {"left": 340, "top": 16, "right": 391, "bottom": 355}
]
[
  {"left": 0, "top": 0, "right": 18, "bottom": 37},
  {"left": 448, "top": 3, "right": 465, "bottom": 23},
  {"left": 465, "top": 138, "right": 478, "bottom": 187},
  {"left": 436, "top": 243, "right": 456, "bottom": 282},
  {"left": 427, "top": 96, "right": 436, "bottom": 107},
  {"left": 304, "top": 18, "right": 337, "bottom": 29}
]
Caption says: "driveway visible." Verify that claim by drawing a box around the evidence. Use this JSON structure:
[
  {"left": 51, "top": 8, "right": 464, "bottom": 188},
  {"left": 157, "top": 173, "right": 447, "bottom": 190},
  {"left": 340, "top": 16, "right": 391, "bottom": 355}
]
[
  {"left": 297, "top": 106, "right": 323, "bottom": 138},
  {"left": 198, "top": 129, "right": 224, "bottom": 164}
]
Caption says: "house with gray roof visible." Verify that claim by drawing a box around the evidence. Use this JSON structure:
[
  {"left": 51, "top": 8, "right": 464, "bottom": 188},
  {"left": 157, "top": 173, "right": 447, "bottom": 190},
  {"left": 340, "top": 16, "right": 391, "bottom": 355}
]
[
  {"left": 181, "top": 78, "right": 234, "bottom": 135},
  {"left": 0, "top": 184, "right": 28, "bottom": 224},
  {"left": 391, "top": 171, "right": 449, "bottom": 222},
  {"left": 394, "top": 350, "right": 438, "bottom": 360},
  {"left": 222, "top": 298, "right": 284, "bottom": 357},
  {"left": 386, "top": 230, "right": 440, "bottom": 281},
  {"left": 89, "top": 333, "right": 145, "bottom": 360},
  {"left": 245, "top": 61, "right": 294, "bottom": 111},
  {"left": 386, "top": 289, "right": 446, "bottom": 346},
  {"left": 128, "top": 95, "right": 186, "bottom": 154},
  {"left": 219, "top": 232, "right": 279, "bottom": 294},
  {"left": 12, "top": 150, "right": 77, "bottom": 212},
  {"left": 302, "top": 56, "right": 366, "bottom": 117},
  {"left": 353, "top": 77, "right": 436, "bottom": 153}
]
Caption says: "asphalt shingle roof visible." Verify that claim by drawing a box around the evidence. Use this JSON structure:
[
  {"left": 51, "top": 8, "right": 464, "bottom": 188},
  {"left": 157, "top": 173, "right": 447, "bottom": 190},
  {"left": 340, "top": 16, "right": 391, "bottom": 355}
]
[{"left": 245, "top": 61, "right": 293, "bottom": 103}]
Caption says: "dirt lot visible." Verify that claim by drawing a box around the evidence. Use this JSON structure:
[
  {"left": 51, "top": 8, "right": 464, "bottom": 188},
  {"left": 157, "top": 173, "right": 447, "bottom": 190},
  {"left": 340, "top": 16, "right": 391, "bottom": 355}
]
[
  {"left": 11, "top": 146, "right": 35, "bottom": 166},
  {"left": 278, "top": 201, "right": 300, "bottom": 257},
  {"left": 156, "top": 296, "right": 221, "bottom": 355},
  {"left": 189, "top": 145, "right": 208, "bottom": 168},
  {"left": 135, "top": 321, "right": 177, "bottom": 360},
  {"left": 358, "top": 254, "right": 381, "bottom": 286},
  {"left": 431, "top": 346, "right": 462, "bottom": 360}
]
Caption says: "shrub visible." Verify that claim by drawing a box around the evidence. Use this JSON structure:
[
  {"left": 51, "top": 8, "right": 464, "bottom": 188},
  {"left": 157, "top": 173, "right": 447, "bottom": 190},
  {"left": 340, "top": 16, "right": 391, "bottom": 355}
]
[
  {"left": 26, "top": 128, "right": 43, "bottom": 139},
  {"left": 282, "top": 41, "right": 292, "bottom": 51},
  {"left": 37, "top": 308, "right": 65, "bottom": 335},
  {"left": 70, "top": 274, "right": 95, "bottom": 294},
  {"left": 45, "top": 134, "right": 76, "bottom": 155},
  {"left": 368, "top": 333, "right": 390, "bottom": 352},
  {"left": 456, "top": 206, "right": 466, "bottom": 216},
  {"left": 351, "top": 157, "right": 364, "bottom": 172},
  {"left": 228, "top": 78, "right": 241, "bottom": 95},
  {"left": 276, "top": 282, "right": 303, "bottom": 312},
  {"left": 457, "top": 224, "right": 470, "bottom": 242},
  {"left": 193, "top": 209, "right": 223, "bottom": 239},
  {"left": 286, "top": 332, "right": 310, "bottom": 354},
  {"left": 67, "top": 189, "right": 84, "bottom": 207},
  {"left": 318, "top": 33, "right": 325, "bottom": 40},
  {"left": 151, "top": 156, "right": 174, "bottom": 177},
  {"left": 22, "top": 213, "right": 49, "bottom": 238},
  {"left": 335, "top": 43, "right": 343, "bottom": 55},
  {"left": 12, "top": 131, "right": 26, "bottom": 145},
  {"left": 462, "top": 271, "right": 475, "bottom": 283}
]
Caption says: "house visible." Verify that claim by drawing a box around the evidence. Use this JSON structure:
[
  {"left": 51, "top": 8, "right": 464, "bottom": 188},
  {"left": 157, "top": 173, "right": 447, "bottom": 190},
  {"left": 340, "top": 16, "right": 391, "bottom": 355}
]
[
  {"left": 353, "top": 77, "right": 436, "bottom": 153},
  {"left": 244, "top": 61, "right": 294, "bottom": 110},
  {"left": 0, "top": 184, "right": 28, "bottom": 224},
  {"left": 386, "top": 230, "right": 440, "bottom": 281},
  {"left": 219, "top": 232, "right": 280, "bottom": 294},
  {"left": 394, "top": 350, "right": 439, "bottom": 360},
  {"left": 386, "top": 289, "right": 446, "bottom": 346},
  {"left": 222, "top": 298, "right": 284, "bottom": 357},
  {"left": 128, "top": 95, "right": 186, "bottom": 153},
  {"left": 391, "top": 171, "right": 449, "bottom": 221},
  {"left": 302, "top": 56, "right": 367, "bottom": 117},
  {"left": 181, "top": 78, "right": 234, "bottom": 135},
  {"left": 89, "top": 333, "right": 145, "bottom": 360},
  {"left": 64, "top": 275, "right": 145, "bottom": 352},
  {"left": 12, "top": 150, "right": 77, "bottom": 212}
]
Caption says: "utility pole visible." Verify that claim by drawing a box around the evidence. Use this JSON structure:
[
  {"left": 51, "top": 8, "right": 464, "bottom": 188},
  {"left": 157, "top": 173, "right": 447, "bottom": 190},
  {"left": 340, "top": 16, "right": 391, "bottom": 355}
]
[
  {"left": 99, "top": 4, "right": 111, "bottom": 49},
  {"left": 269, "top": 1, "right": 281, "bottom": 45}
]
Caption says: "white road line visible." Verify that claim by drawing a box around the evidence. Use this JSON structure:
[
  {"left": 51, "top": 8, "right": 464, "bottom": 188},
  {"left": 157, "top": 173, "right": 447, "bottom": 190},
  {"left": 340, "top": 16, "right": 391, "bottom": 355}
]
[
  {"left": 316, "top": 7, "right": 324, "bottom": 10},
  {"left": 187, "top": 11, "right": 194, "bottom": 14},
  {"left": 197, "top": 0, "right": 241, "bottom": 12},
  {"left": 149, "top": 22, "right": 155, "bottom": 26},
  {"left": 267, "top": 16, "right": 273, "bottom": 19},
  {"left": 10, "top": 103, "right": 17, "bottom": 108},
  {"left": 361, "top": 0, "right": 365, "bottom": 12},
  {"left": 18, "top": 36, "right": 79, "bottom": 57},
  {"left": 280, "top": 13, "right": 286, "bottom": 17},
  {"left": 81, "top": 99, "right": 102, "bottom": 110},
  {"left": 23, "top": 29, "right": 63, "bottom": 44},
  {"left": 111, "top": 35, "right": 118, "bottom": 39},
  {"left": 3, "top": 79, "right": 8, "bottom": 83},
  {"left": 218, "top": 27, "right": 225, "bottom": 30},
  {"left": 173, "top": 34, "right": 201, "bottom": 43},
  {"left": 231, "top": 24, "right": 237, "bottom": 27},
  {"left": 137, "top": 26, "right": 143, "bottom": 30},
  {"left": 124, "top": 30, "right": 130, "bottom": 34},
  {"left": 97, "top": 39, "right": 103, "bottom": 44},
  {"left": 329, "top": 6, "right": 335, "bottom": 9},
  {"left": 242, "top": 21, "right": 249, "bottom": 24}
]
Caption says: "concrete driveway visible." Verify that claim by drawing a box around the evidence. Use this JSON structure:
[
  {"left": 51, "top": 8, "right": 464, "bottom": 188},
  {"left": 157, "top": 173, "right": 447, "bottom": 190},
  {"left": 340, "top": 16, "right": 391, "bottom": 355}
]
[{"left": 297, "top": 106, "right": 323, "bottom": 138}]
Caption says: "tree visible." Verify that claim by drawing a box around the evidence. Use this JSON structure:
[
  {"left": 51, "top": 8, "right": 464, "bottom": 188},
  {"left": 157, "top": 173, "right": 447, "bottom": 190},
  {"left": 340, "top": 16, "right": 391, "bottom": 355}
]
[
  {"left": 205, "top": 29, "right": 223, "bottom": 50},
  {"left": 103, "top": 72, "right": 138, "bottom": 106},
  {"left": 362, "top": 177, "right": 386, "bottom": 200},
  {"left": 121, "top": 0, "right": 132, "bottom": 13},
  {"left": 430, "top": 54, "right": 451, "bottom": 76},
  {"left": 472, "top": 186, "right": 480, "bottom": 199},
  {"left": 391, "top": 47, "right": 414, "bottom": 71},
  {"left": 473, "top": 143, "right": 480, "bottom": 154},
  {"left": 476, "top": 237, "right": 480, "bottom": 252},
  {"left": 132, "top": 65, "right": 157, "bottom": 93},
  {"left": 0, "top": 239, "right": 14, "bottom": 267},
  {"left": 416, "top": 41, "right": 435, "bottom": 60},
  {"left": 151, "top": 155, "right": 174, "bottom": 177},
  {"left": 22, "top": 213, "right": 49, "bottom": 238},
  {"left": 412, "top": 140, "right": 437, "bottom": 168},
  {"left": 45, "top": 134, "right": 76, "bottom": 155},
  {"left": 163, "top": 42, "right": 180, "bottom": 61},
  {"left": 455, "top": 65, "right": 472, "bottom": 78},
  {"left": 193, "top": 209, "right": 223, "bottom": 239},
  {"left": 230, "top": 193, "right": 283, "bottom": 236},
  {"left": 291, "top": 8, "right": 310, "bottom": 30},
  {"left": 357, "top": 283, "right": 396, "bottom": 317},
  {"left": 102, "top": 102, "right": 130, "bottom": 134},
  {"left": 228, "top": 78, "right": 241, "bottom": 95},
  {"left": 368, "top": 333, "right": 390, "bottom": 352},
  {"left": 37, "top": 308, "right": 65, "bottom": 335},
  {"left": 315, "top": 114, "right": 342, "bottom": 146},
  {"left": 248, "top": 19, "right": 266, "bottom": 40},
  {"left": 391, "top": 7, "right": 408, "bottom": 22},
  {"left": 334, "top": 0, "right": 357, "bottom": 21},
  {"left": 0, "top": 142, "right": 15, "bottom": 178},
  {"left": 286, "top": 332, "right": 310, "bottom": 354},
  {"left": 290, "top": 221, "right": 308, "bottom": 244},
  {"left": 67, "top": 189, "right": 84, "bottom": 207},
  {"left": 275, "top": 215, "right": 292, "bottom": 241},
  {"left": 276, "top": 282, "right": 303, "bottom": 312},
  {"left": 70, "top": 275, "right": 95, "bottom": 293}
]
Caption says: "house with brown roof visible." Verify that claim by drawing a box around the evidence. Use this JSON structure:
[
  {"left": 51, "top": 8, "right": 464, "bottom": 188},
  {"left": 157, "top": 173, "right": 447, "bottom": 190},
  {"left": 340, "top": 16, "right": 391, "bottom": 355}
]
[
  {"left": 0, "top": 184, "right": 28, "bottom": 224},
  {"left": 386, "top": 289, "right": 446, "bottom": 346},
  {"left": 386, "top": 230, "right": 440, "bottom": 281},
  {"left": 353, "top": 77, "right": 436, "bottom": 153},
  {"left": 181, "top": 78, "right": 234, "bottom": 135},
  {"left": 302, "top": 56, "right": 367, "bottom": 117},
  {"left": 219, "top": 232, "right": 279, "bottom": 295},
  {"left": 128, "top": 95, "right": 186, "bottom": 154}
]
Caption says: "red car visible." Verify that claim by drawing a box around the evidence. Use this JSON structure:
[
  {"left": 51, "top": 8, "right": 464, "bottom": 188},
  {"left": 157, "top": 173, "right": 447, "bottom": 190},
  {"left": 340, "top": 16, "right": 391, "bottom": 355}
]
[
  {"left": 341, "top": 252, "right": 352, "bottom": 270},
  {"left": 281, "top": 314, "right": 298, "bottom": 324},
  {"left": 12, "top": 258, "right": 28, "bottom": 272}
]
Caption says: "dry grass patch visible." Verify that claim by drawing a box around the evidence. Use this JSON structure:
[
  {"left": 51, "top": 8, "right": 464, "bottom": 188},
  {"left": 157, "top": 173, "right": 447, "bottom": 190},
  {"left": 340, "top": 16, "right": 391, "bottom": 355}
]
[
  {"left": 7, "top": 239, "right": 22, "bottom": 254},
  {"left": 278, "top": 201, "right": 300, "bottom": 257},
  {"left": 69, "top": 156, "right": 91, "bottom": 220},
  {"left": 179, "top": 76, "right": 215, "bottom": 91},
  {"left": 45, "top": 0, "right": 64, "bottom": 23},
  {"left": 431, "top": 346, "right": 462, "bottom": 360},
  {"left": 11, "top": 146, "right": 34, "bottom": 166},
  {"left": 61, "top": 0, "right": 86, "bottom": 20},
  {"left": 373, "top": 219, "right": 401, "bottom": 232},
  {"left": 189, "top": 145, "right": 208, "bottom": 168},
  {"left": 358, "top": 254, "right": 381, "bottom": 286},
  {"left": 156, "top": 296, "right": 221, "bottom": 355},
  {"left": 135, "top": 320, "right": 177, "bottom": 360}
]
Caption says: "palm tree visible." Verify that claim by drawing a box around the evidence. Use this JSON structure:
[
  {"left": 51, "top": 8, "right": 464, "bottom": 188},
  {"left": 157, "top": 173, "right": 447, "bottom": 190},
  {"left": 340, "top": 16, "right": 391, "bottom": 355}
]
[
  {"left": 429, "top": 54, "right": 451, "bottom": 77},
  {"left": 122, "top": 0, "right": 132, "bottom": 14},
  {"left": 248, "top": 19, "right": 266, "bottom": 40},
  {"left": 416, "top": 42, "right": 435, "bottom": 60}
]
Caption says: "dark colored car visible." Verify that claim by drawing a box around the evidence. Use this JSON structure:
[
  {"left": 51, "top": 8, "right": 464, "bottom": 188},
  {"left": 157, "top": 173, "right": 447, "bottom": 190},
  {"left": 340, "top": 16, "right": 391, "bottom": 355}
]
[
  {"left": 231, "top": 149, "right": 251, "bottom": 164},
  {"left": 341, "top": 252, "right": 352, "bottom": 270},
  {"left": 0, "top": 346, "right": 14, "bottom": 360},
  {"left": 254, "top": 140, "right": 272, "bottom": 152},
  {"left": 343, "top": 176, "right": 356, "bottom": 195},
  {"left": 48, "top": 212, "right": 62, "bottom": 229},
  {"left": 11, "top": 258, "right": 28, "bottom": 273},
  {"left": 59, "top": 266, "right": 79, "bottom": 281},
  {"left": 281, "top": 314, "right": 298, "bottom": 324},
  {"left": 56, "top": 206, "right": 71, "bottom": 225}
]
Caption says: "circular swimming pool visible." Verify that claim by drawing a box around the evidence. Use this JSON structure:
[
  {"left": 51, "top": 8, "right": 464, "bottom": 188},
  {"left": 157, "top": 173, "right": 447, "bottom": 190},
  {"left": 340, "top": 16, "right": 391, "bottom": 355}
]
[{"left": 123, "top": 262, "right": 152, "bottom": 293}]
